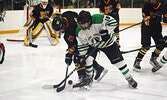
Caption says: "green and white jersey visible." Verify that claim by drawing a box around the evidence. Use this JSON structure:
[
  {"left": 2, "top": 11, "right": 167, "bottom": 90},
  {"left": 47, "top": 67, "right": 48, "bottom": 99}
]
[{"left": 76, "top": 14, "right": 118, "bottom": 56}]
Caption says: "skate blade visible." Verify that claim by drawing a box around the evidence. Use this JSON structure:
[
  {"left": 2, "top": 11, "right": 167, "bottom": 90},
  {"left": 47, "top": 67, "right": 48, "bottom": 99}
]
[
  {"left": 128, "top": 83, "right": 137, "bottom": 89},
  {"left": 97, "top": 69, "right": 108, "bottom": 82},
  {"left": 149, "top": 61, "right": 155, "bottom": 67},
  {"left": 73, "top": 86, "right": 91, "bottom": 91},
  {"left": 133, "top": 67, "right": 141, "bottom": 72}
]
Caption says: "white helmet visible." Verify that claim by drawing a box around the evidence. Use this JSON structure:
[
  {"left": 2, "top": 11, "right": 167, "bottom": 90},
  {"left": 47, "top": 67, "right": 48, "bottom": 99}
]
[{"left": 41, "top": 0, "right": 48, "bottom": 9}]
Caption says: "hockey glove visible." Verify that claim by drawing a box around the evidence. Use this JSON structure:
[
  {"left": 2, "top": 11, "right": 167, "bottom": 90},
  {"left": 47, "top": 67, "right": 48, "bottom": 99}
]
[
  {"left": 74, "top": 55, "right": 86, "bottom": 67},
  {"left": 65, "top": 53, "right": 73, "bottom": 66},
  {"left": 159, "top": 36, "right": 167, "bottom": 47},
  {"left": 99, "top": 30, "right": 110, "bottom": 41}
]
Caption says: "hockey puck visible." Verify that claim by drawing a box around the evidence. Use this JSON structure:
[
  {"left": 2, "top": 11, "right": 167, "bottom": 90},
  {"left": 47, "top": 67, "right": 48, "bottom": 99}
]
[{"left": 68, "top": 80, "right": 73, "bottom": 85}]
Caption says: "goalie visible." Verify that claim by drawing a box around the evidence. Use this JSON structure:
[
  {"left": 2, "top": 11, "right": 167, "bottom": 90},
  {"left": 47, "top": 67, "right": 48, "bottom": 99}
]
[{"left": 23, "top": 0, "right": 59, "bottom": 47}]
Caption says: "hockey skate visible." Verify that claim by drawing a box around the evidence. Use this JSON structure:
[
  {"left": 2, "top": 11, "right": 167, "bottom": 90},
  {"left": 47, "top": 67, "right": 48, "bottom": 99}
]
[
  {"left": 94, "top": 66, "right": 108, "bottom": 82},
  {"left": 133, "top": 57, "right": 142, "bottom": 71},
  {"left": 150, "top": 56, "right": 162, "bottom": 72},
  {"left": 73, "top": 75, "right": 93, "bottom": 90},
  {"left": 126, "top": 76, "right": 138, "bottom": 88}
]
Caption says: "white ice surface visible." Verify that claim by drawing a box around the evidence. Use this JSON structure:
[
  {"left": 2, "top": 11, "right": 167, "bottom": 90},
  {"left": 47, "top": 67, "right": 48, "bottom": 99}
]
[{"left": 0, "top": 26, "right": 167, "bottom": 100}]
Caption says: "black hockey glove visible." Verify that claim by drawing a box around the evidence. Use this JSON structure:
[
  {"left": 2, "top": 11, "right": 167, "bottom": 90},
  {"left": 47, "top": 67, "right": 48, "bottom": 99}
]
[
  {"left": 99, "top": 30, "right": 110, "bottom": 41},
  {"left": 159, "top": 36, "right": 167, "bottom": 47},
  {"left": 74, "top": 55, "right": 86, "bottom": 67},
  {"left": 65, "top": 53, "right": 73, "bottom": 66}
]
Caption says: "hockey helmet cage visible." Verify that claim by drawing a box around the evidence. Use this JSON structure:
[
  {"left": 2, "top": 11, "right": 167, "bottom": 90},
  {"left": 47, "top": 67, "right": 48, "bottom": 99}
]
[
  {"left": 41, "top": 0, "right": 48, "bottom": 9},
  {"left": 52, "top": 16, "right": 66, "bottom": 31},
  {"left": 77, "top": 10, "right": 92, "bottom": 30}
]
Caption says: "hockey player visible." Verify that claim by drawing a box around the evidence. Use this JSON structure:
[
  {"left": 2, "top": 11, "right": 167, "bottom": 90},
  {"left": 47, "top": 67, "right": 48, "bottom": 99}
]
[
  {"left": 151, "top": 4, "right": 167, "bottom": 72},
  {"left": 99, "top": 0, "right": 121, "bottom": 47},
  {"left": 73, "top": 10, "right": 138, "bottom": 89},
  {"left": 133, "top": 0, "right": 165, "bottom": 71},
  {"left": 52, "top": 11, "right": 108, "bottom": 83},
  {"left": 0, "top": 43, "right": 5, "bottom": 64},
  {"left": 23, "top": 0, "right": 59, "bottom": 47}
]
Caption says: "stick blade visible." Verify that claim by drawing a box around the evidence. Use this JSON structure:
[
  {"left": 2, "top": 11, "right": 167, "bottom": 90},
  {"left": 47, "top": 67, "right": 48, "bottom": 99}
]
[
  {"left": 42, "top": 85, "right": 54, "bottom": 89},
  {"left": 56, "top": 85, "right": 65, "bottom": 92}
]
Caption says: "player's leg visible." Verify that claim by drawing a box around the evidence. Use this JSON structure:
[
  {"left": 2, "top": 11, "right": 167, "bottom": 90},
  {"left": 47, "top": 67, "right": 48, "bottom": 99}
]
[
  {"left": 133, "top": 24, "right": 151, "bottom": 71},
  {"left": 24, "top": 22, "right": 44, "bottom": 46},
  {"left": 102, "top": 43, "right": 137, "bottom": 88},
  {"left": 93, "top": 60, "right": 108, "bottom": 82},
  {"left": 150, "top": 25, "right": 164, "bottom": 70},
  {"left": 152, "top": 51, "right": 167, "bottom": 72},
  {"left": 73, "top": 55, "right": 94, "bottom": 89},
  {"left": 0, "top": 43, "right": 5, "bottom": 64},
  {"left": 89, "top": 46, "right": 108, "bottom": 82},
  {"left": 43, "top": 20, "right": 59, "bottom": 46}
]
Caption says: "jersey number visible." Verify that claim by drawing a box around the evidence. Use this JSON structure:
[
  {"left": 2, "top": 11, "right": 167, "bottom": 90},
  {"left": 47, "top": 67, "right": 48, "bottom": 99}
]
[{"left": 39, "top": 11, "right": 50, "bottom": 19}]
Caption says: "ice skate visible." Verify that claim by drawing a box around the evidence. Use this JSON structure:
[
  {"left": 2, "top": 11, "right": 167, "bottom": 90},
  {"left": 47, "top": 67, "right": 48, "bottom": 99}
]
[
  {"left": 94, "top": 66, "right": 108, "bottom": 82},
  {"left": 126, "top": 76, "right": 138, "bottom": 88},
  {"left": 73, "top": 75, "right": 93, "bottom": 90},
  {"left": 150, "top": 56, "right": 162, "bottom": 72},
  {"left": 133, "top": 57, "right": 142, "bottom": 71}
]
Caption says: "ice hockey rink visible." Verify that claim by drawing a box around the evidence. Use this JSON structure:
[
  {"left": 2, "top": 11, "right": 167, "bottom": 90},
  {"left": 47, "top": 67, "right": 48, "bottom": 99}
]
[{"left": 0, "top": 26, "right": 167, "bottom": 100}]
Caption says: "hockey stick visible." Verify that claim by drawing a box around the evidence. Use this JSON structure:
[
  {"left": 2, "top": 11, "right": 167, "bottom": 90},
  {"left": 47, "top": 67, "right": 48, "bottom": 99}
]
[
  {"left": 121, "top": 44, "right": 162, "bottom": 54},
  {"left": 119, "top": 21, "right": 142, "bottom": 32},
  {"left": 42, "top": 65, "right": 70, "bottom": 90},
  {"left": 42, "top": 41, "right": 103, "bottom": 90},
  {"left": 56, "top": 65, "right": 69, "bottom": 92}
]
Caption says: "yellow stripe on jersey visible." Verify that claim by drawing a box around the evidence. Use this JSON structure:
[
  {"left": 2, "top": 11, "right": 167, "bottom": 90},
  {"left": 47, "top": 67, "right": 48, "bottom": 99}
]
[{"left": 76, "top": 67, "right": 86, "bottom": 71}]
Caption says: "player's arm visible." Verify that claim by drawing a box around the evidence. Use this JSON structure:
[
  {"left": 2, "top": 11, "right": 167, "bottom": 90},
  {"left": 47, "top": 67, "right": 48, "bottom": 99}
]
[
  {"left": 98, "top": 15, "right": 118, "bottom": 42},
  {"left": 163, "top": 5, "right": 167, "bottom": 23},
  {"left": 142, "top": 4, "right": 151, "bottom": 26},
  {"left": 76, "top": 27, "right": 89, "bottom": 56},
  {"left": 99, "top": 0, "right": 105, "bottom": 14},
  {"left": 115, "top": 0, "right": 121, "bottom": 11},
  {"left": 103, "top": 15, "right": 118, "bottom": 33},
  {"left": 23, "top": 6, "right": 37, "bottom": 29},
  {"left": 48, "top": 6, "right": 53, "bottom": 18}
]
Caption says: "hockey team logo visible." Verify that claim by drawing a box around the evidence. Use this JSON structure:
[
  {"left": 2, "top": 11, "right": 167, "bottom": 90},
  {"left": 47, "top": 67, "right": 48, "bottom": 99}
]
[
  {"left": 68, "top": 35, "right": 74, "bottom": 42},
  {"left": 56, "top": 21, "right": 60, "bottom": 24}
]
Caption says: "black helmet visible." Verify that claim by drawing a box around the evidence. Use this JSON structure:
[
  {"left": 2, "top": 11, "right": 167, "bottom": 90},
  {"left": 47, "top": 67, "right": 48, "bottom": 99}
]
[
  {"left": 52, "top": 16, "right": 66, "bottom": 31},
  {"left": 77, "top": 10, "right": 92, "bottom": 30}
]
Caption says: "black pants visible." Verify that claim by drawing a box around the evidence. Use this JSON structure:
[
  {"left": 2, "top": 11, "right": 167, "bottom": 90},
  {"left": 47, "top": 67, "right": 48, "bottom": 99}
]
[
  {"left": 136, "top": 23, "right": 164, "bottom": 59},
  {"left": 88, "top": 42, "right": 123, "bottom": 64},
  {"left": 141, "top": 23, "right": 164, "bottom": 51}
]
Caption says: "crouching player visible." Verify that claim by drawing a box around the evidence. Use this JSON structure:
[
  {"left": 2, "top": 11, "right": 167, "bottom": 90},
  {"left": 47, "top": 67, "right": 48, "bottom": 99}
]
[
  {"left": 52, "top": 11, "right": 108, "bottom": 85},
  {"left": 73, "top": 10, "right": 138, "bottom": 89},
  {"left": 23, "top": 0, "right": 59, "bottom": 47}
]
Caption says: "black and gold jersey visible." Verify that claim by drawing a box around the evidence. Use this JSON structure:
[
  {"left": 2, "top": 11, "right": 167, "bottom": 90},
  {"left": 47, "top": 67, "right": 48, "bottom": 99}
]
[
  {"left": 31, "top": 4, "right": 53, "bottom": 23},
  {"left": 62, "top": 11, "right": 78, "bottom": 54},
  {"left": 99, "top": 0, "right": 120, "bottom": 14}
]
